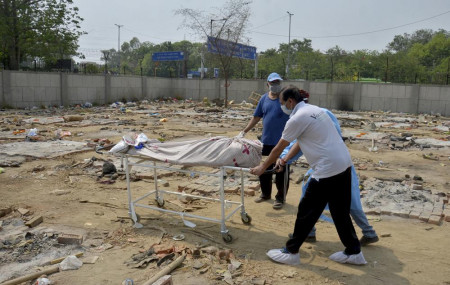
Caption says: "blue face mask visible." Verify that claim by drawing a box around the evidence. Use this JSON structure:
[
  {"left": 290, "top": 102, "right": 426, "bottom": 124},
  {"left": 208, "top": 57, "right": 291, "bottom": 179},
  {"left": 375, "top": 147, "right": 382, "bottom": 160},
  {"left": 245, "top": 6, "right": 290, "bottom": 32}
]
[
  {"left": 269, "top": 83, "right": 282, "bottom": 94},
  {"left": 280, "top": 104, "right": 292, "bottom": 115}
]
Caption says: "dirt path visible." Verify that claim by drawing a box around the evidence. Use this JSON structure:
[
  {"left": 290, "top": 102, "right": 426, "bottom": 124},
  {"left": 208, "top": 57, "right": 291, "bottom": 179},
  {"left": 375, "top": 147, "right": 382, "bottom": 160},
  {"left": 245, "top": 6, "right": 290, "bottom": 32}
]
[{"left": 0, "top": 102, "right": 449, "bottom": 285}]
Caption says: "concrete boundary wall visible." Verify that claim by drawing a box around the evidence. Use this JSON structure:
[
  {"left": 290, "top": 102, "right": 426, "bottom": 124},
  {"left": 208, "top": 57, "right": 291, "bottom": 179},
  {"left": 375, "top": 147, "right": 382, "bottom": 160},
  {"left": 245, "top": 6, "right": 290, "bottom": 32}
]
[{"left": 0, "top": 71, "right": 449, "bottom": 116}]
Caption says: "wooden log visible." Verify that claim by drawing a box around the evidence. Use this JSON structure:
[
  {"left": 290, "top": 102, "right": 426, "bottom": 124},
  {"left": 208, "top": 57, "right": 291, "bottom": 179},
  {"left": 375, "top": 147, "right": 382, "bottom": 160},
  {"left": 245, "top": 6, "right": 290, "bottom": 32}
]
[
  {"left": 1, "top": 266, "right": 59, "bottom": 285},
  {"left": 142, "top": 254, "right": 186, "bottom": 285},
  {"left": 49, "top": 252, "right": 84, "bottom": 265}
]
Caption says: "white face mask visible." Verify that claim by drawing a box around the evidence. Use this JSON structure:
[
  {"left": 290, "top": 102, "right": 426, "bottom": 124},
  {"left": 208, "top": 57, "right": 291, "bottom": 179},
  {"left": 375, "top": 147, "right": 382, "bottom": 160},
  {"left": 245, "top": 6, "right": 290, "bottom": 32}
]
[{"left": 280, "top": 104, "right": 292, "bottom": 115}]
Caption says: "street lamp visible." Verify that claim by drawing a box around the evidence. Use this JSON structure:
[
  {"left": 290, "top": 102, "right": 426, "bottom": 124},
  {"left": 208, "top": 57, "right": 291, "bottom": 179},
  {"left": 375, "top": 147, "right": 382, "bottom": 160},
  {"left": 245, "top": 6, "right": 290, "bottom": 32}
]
[
  {"left": 210, "top": 18, "right": 228, "bottom": 37},
  {"left": 286, "top": 11, "right": 293, "bottom": 79},
  {"left": 114, "top": 24, "right": 123, "bottom": 72}
]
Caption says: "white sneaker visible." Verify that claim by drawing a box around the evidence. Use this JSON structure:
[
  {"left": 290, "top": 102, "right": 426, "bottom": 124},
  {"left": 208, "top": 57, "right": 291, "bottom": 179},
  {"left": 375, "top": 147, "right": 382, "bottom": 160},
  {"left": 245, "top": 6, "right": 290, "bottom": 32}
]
[
  {"left": 266, "top": 248, "right": 300, "bottom": 265},
  {"left": 329, "top": 251, "right": 367, "bottom": 265}
]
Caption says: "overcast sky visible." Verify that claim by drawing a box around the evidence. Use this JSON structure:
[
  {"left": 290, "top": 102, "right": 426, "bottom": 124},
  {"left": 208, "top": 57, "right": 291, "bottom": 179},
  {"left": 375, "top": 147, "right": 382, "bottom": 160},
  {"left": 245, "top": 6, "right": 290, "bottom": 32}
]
[{"left": 73, "top": 0, "right": 450, "bottom": 63}]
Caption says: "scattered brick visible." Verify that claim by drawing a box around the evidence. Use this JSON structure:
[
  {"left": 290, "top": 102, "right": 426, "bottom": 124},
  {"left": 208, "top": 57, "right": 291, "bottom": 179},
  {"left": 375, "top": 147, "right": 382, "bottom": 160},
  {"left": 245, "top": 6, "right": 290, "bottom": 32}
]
[
  {"left": 152, "top": 244, "right": 174, "bottom": 255},
  {"left": 432, "top": 206, "right": 444, "bottom": 217},
  {"left": 409, "top": 210, "right": 422, "bottom": 220},
  {"left": 443, "top": 209, "right": 450, "bottom": 222},
  {"left": 381, "top": 210, "right": 392, "bottom": 216},
  {"left": 81, "top": 256, "right": 99, "bottom": 264},
  {"left": 248, "top": 182, "right": 261, "bottom": 191},
  {"left": 428, "top": 215, "right": 442, "bottom": 225},
  {"left": 224, "top": 186, "right": 239, "bottom": 194},
  {"left": 244, "top": 189, "right": 256, "bottom": 196},
  {"left": 393, "top": 210, "right": 411, "bottom": 219},
  {"left": 196, "top": 185, "right": 216, "bottom": 195},
  {"left": 0, "top": 206, "right": 12, "bottom": 218},
  {"left": 17, "top": 208, "right": 30, "bottom": 216},
  {"left": 423, "top": 206, "right": 434, "bottom": 213},
  {"left": 365, "top": 208, "right": 381, "bottom": 215},
  {"left": 153, "top": 275, "right": 173, "bottom": 285},
  {"left": 25, "top": 216, "right": 43, "bottom": 228},
  {"left": 419, "top": 212, "right": 431, "bottom": 222},
  {"left": 411, "top": 184, "right": 423, "bottom": 190},
  {"left": 57, "top": 233, "right": 84, "bottom": 245}
]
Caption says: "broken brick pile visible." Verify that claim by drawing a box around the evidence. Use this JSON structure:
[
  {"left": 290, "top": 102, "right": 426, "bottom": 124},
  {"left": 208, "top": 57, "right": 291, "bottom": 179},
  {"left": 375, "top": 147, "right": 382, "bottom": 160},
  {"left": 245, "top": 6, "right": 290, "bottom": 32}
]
[{"left": 361, "top": 178, "right": 449, "bottom": 225}]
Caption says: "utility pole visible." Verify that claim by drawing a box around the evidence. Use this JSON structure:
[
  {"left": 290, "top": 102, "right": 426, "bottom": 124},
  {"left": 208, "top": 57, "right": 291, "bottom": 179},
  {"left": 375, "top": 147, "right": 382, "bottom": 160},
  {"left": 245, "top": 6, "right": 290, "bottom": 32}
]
[
  {"left": 210, "top": 19, "right": 214, "bottom": 37},
  {"left": 102, "top": 50, "right": 110, "bottom": 74},
  {"left": 254, "top": 53, "right": 258, "bottom": 79},
  {"left": 286, "top": 11, "right": 293, "bottom": 79},
  {"left": 200, "top": 47, "right": 205, "bottom": 79},
  {"left": 114, "top": 24, "right": 123, "bottom": 72}
]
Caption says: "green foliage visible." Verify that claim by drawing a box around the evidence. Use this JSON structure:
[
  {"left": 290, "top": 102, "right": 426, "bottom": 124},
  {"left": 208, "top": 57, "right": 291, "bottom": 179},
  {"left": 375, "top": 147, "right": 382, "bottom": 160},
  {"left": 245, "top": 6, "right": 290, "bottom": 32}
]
[
  {"left": 113, "top": 28, "right": 448, "bottom": 85},
  {"left": 0, "top": 0, "right": 85, "bottom": 70}
]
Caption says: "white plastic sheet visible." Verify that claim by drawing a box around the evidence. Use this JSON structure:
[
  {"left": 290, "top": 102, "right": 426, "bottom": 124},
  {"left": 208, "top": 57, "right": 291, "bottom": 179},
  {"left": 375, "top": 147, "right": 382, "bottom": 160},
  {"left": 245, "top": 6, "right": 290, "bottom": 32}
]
[
  {"left": 111, "top": 135, "right": 262, "bottom": 168},
  {"left": 59, "top": 255, "right": 83, "bottom": 271}
]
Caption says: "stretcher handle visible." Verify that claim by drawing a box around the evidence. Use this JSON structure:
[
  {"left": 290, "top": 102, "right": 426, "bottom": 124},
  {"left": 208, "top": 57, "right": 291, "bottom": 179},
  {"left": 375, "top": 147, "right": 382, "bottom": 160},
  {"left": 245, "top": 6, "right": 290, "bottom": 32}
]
[
  {"left": 95, "top": 146, "right": 105, "bottom": 154},
  {"left": 263, "top": 165, "right": 282, "bottom": 174}
]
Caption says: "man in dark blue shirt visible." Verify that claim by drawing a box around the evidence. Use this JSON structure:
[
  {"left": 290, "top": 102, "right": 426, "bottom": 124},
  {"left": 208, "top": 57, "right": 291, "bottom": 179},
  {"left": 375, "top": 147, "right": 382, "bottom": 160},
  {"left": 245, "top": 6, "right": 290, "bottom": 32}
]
[{"left": 239, "top": 73, "right": 290, "bottom": 209}]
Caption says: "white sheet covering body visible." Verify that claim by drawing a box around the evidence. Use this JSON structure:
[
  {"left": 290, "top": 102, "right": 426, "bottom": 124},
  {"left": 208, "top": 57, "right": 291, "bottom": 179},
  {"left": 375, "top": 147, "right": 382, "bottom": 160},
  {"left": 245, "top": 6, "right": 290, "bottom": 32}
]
[{"left": 113, "top": 136, "right": 262, "bottom": 168}]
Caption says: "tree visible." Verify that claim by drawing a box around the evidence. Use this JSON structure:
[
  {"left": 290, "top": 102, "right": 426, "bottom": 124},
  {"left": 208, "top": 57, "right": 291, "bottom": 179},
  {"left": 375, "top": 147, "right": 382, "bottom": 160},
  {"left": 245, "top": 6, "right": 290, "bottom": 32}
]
[
  {"left": 387, "top": 29, "right": 436, "bottom": 53},
  {"left": 277, "top": 39, "right": 314, "bottom": 78},
  {"left": 294, "top": 50, "right": 328, "bottom": 80},
  {"left": 0, "top": 0, "right": 84, "bottom": 70},
  {"left": 176, "top": 0, "right": 252, "bottom": 107},
  {"left": 101, "top": 49, "right": 112, "bottom": 74},
  {"left": 257, "top": 48, "right": 285, "bottom": 79}
]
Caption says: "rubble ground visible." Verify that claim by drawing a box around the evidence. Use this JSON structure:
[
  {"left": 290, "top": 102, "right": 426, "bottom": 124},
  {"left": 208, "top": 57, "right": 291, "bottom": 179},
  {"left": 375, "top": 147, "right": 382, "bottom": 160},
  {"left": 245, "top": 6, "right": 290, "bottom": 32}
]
[{"left": 0, "top": 99, "right": 449, "bottom": 285}]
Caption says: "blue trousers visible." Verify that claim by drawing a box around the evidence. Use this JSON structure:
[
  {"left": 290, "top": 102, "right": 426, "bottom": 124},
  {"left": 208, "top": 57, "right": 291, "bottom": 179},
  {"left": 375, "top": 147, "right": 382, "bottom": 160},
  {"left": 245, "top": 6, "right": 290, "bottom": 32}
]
[{"left": 304, "top": 166, "right": 377, "bottom": 238}]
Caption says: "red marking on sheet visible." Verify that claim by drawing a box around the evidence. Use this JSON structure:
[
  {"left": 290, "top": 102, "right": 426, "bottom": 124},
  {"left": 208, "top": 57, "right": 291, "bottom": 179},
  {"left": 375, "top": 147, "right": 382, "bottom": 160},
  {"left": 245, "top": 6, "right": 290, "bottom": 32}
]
[
  {"left": 242, "top": 144, "right": 250, "bottom": 155},
  {"left": 233, "top": 158, "right": 239, "bottom": 167}
]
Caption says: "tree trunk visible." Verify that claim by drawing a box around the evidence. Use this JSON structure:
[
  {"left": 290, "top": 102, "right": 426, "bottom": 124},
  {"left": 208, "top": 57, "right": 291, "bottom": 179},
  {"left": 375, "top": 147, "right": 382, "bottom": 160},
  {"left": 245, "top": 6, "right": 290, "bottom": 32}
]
[
  {"left": 7, "top": 1, "right": 20, "bottom": 70},
  {"left": 224, "top": 75, "right": 228, "bottom": 108}
]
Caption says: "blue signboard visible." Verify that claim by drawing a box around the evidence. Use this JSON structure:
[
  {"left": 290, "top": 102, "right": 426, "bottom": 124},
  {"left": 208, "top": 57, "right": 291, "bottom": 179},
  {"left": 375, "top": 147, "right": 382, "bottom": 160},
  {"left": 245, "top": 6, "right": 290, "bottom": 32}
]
[
  {"left": 188, "top": 71, "right": 201, "bottom": 77},
  {"left": 207, "top": 36, "right": 256, "bottom": 60},
  {"left": 152, "top": 51, "right": 185, "bottom": 61}
]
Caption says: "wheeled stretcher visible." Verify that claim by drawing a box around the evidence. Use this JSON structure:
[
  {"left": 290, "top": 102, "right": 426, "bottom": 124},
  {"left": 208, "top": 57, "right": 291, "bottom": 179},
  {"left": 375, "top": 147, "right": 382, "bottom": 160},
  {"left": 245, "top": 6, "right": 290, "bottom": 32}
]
[
  {"left": 111, "top": 136, "right": 262, "bottom": 243},
  {"left": 122, "top": 156, "right": 252, "bottom": 243}
]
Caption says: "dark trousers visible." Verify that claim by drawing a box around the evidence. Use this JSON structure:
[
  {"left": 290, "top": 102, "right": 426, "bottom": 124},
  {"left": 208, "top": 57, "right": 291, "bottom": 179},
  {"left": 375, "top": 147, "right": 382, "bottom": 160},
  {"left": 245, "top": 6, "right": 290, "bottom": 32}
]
[
  {"left": 286, "top": 167, "right": 361, "bottom": 255},
  {"left": 259, "top": 144, "right": 290, "bottom": 202}
]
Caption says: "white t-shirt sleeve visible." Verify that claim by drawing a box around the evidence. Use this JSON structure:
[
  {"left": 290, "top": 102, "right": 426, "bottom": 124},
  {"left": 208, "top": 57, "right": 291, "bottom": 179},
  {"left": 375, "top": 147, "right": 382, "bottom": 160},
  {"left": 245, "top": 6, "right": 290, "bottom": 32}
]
[{"left": 281, "top": 115, "right": 306, "bottom": 143}]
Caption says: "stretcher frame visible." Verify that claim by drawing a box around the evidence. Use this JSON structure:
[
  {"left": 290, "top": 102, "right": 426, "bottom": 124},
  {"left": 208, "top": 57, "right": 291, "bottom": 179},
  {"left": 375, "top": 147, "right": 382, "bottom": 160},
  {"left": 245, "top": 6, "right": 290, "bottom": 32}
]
[{"left": 121, "top": 154, "right": 252, "bottom": 243}]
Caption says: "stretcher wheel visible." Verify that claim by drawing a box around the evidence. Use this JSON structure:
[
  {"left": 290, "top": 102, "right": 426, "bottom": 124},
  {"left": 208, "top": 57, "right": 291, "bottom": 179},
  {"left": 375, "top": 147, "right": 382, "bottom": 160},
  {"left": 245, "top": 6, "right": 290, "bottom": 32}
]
[
  {"left": 156, "top": 197, "right": 165, "bottom": 207},
  {"left": 222, "top": 233, "right": 233, "bottom": 243},
  {"left": 241, "top": 213, "right": 252, "bottom": 224}
]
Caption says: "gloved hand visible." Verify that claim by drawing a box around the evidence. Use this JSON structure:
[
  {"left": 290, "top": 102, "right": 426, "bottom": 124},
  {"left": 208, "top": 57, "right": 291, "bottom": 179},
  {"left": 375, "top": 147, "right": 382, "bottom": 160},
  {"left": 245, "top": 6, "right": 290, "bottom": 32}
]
[
  {"left": 275, "top": 159, "right": 284, "bottom": 172},
  {"left": 236, "top": 131, "right": 246, "bottom": 138}
]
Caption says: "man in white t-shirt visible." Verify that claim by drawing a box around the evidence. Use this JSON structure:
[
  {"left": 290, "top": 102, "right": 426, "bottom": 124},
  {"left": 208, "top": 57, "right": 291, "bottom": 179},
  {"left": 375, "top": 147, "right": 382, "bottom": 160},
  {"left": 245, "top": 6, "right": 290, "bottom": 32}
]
[{"left": 250, "top": 85, "right": 367, "bottom": 266}]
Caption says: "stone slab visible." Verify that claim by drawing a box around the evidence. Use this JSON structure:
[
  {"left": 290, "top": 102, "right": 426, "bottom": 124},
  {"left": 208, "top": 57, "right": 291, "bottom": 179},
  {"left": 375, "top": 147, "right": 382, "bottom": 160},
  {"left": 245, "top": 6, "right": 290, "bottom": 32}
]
[{"left": 0, "top": 141, "right": 91, "bottom": 158}]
